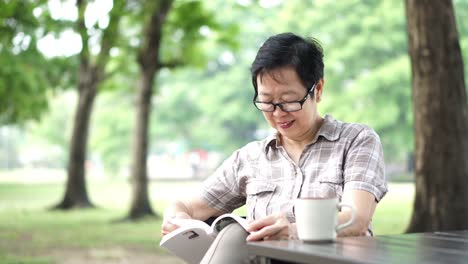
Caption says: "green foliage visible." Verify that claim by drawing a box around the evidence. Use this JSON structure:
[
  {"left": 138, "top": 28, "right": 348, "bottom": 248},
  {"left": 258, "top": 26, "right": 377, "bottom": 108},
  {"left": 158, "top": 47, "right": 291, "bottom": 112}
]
[
  {"left": 0, "top": 0, "right": 76, "bottom": 125},
  {"left": 22, "top": 92, "right": 76, "bottom": 168},
  {"left": 161, "top": 0, "right": 240, "bottom": 67},
  {"left": 89, "top": 91, "right": 133, "bottom": 174},
  {"left": 0, "top": 1, "right": 48, "bottom": 124},
  {"left": 454, "top": 0, "right": 468, "bottom": 91},
  {"left": 153, "top": 65, "right": 262, "bottom": 154},
  {"left": 0, "top": 0, "right": 41, "bottom": 41},
  {"left": 5, "top": 0, "right": 468, "bottom": 171},
  {"left": 0, "top": 51, "right": 49, "bottom": 124}
]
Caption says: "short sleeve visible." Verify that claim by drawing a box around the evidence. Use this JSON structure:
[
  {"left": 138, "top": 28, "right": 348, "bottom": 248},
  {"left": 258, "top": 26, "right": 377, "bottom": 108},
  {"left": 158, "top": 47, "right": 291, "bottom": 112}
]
[
  {"left": 343, "top": 128, "right": 388, "bottom": 201},
  {"left": 200, "top": 150, "right": 246, "bottom": 213}
]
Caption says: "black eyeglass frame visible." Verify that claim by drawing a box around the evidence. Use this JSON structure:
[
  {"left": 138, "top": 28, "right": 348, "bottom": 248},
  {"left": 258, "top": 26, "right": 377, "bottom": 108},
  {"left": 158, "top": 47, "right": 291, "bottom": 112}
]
[{"left": 252, "top": 83, "right": 317, "bottom": 112}]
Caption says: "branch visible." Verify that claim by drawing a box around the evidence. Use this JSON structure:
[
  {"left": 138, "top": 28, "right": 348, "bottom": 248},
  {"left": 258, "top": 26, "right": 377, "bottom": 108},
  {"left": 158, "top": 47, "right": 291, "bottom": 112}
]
[
  {"left": 157, "top": 60, "right": 184, "bottom": 70},
  {"left": 95, "top": 0, "right": 125, "bottom": 71},
  {"left": 137, "top": 0, "right": 174, "bottom": 69},
  {"left": 76, "top": 0, "right": 89, "bottom": 69}
]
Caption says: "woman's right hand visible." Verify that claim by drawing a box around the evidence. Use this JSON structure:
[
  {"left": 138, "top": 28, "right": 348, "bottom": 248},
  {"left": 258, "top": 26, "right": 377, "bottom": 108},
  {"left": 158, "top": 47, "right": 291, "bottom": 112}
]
[{"left": 161, "top": 211, "right": 192, "bottom": 236}]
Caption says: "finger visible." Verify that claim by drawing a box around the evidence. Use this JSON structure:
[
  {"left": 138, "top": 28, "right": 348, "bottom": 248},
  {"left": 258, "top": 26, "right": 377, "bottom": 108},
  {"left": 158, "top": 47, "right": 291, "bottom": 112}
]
[
  {"left": 247, "top": 216, "right": 276, "bottom": 232},
  {"left": 265, "top": 228, "right": 289, "bottom": 241},
  {"left": 162, "top": 225, "right": 178, "bottom": 235},
  {"left": 268, "top": 228, "right": 289, "bottom": 240},
  {"left": 247, "top": 219, "right": 292, "bottom": 241},
  {"left": 263, "top": 232, "right": 288, "bottom": 240},
  {"left": 246, "top": 224, "right": 281, "bottom": 241},
  {"left": 161, "top": 222, "right": 180, "bottom": 235},
  {"left": 248, "top": 212, "right": 288, "bottom": 232},
  {"left": 169, "top": 218, "right": 195, "bottom": 227}
]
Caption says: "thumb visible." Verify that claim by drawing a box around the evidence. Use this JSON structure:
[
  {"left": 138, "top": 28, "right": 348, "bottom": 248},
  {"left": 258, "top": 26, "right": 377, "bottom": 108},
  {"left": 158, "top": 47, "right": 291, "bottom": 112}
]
[{"left": 175, "top": 212, "right": 191, "bottom": 219}]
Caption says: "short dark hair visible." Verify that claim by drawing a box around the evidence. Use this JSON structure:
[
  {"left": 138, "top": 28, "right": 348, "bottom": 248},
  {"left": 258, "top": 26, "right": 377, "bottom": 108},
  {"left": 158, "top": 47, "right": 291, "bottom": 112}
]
[{"left": 251, "top": 32, "right": 324, "bottom": 96}]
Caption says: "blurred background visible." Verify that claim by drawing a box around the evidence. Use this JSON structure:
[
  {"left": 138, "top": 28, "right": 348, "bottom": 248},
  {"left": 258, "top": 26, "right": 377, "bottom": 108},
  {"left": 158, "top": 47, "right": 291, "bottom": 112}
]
[{"left": 0, "top": 0, "right": 467, "bottom": 263}]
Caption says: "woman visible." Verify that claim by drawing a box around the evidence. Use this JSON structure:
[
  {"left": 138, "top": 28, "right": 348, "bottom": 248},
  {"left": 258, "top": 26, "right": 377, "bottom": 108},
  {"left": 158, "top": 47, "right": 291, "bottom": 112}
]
[{"left": 161, "top": 32, "right": 388, "bottom": 263}]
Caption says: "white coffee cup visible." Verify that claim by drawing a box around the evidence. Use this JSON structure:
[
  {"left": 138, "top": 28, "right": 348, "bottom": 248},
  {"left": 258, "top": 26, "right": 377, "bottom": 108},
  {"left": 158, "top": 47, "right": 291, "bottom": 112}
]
[{"left": 294, "top": 197, "right": 356, "bottom": 242}]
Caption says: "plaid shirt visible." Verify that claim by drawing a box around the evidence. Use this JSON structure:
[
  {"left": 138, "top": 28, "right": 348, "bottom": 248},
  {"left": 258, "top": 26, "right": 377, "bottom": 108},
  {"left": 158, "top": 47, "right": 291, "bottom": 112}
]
[{"left": 201, "top": 115, "right": 388, "bottom": 223}]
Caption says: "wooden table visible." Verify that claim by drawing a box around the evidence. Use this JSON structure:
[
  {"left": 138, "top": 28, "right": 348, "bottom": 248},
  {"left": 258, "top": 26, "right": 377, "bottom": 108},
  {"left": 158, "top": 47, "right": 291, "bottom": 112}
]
[{"left": 247, "top": 230, "right": 468, "bottom": 264}]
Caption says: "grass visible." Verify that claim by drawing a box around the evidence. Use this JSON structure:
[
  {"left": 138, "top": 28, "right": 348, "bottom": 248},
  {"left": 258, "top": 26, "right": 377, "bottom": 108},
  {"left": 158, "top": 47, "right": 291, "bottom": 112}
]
[
  {"left": 0, "top": 171, "right": 414, "bottom": 263},
  {"left": 373, "top": 183, "right": 413, "bottom": 234},
  {"left": 0, "top": 178, "right": 193, "bottom": 263}
]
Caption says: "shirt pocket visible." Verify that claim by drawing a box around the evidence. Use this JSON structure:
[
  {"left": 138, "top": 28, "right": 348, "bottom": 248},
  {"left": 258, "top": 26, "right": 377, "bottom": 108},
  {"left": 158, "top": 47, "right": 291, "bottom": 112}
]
[
  {"left": 304, "top": 167, "right": 344, "bottom": 199},
  {"left": 319, "top": 177, "right": 344, "bottom": 200},
  {"left": 246, "top": 180, "right": 276, "bottom": 220}
]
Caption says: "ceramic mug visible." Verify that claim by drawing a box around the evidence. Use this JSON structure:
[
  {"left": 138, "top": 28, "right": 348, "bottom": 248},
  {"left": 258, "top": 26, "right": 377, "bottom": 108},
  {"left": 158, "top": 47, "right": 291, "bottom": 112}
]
[{"left": 295, "top": 197, "right": 356, "bottom": 242}]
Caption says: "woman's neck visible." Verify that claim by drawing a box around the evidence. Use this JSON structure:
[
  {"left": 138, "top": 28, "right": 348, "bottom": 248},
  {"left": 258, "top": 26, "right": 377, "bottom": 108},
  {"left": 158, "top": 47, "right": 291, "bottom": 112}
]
[{"left": 281, "top": 116, "right": 324, "bottom": 152}]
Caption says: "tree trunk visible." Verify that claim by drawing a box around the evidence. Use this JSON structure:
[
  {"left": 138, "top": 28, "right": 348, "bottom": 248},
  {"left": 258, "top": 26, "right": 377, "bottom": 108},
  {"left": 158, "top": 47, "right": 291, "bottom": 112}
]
[
  {"left": 405, "top": 0, "right": 468, "bottom": 232},
  {"left": 127, "top": 0, "right": 173, "bottom": 219},
  {"left": 53, "top": 0, "right": 122, "bottom": 210},
  {"left": 128, "top": 71, "right": 156, "bottom": 219},
  {"left": 54, "top": 66, "right": 99, "bottom": 209}
]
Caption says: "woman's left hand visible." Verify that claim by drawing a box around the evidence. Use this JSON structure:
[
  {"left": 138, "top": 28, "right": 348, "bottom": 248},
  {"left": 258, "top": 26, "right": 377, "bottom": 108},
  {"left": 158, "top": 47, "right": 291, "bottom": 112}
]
[{"left": 246, "top": 212, "right": 293, "bottom": 241}]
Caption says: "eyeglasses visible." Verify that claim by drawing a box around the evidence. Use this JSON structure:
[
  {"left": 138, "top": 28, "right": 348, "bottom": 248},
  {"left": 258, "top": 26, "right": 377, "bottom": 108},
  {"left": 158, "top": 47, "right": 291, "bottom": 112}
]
[{"left": 253, "top": 83, "right": 316, "bottom": 112}]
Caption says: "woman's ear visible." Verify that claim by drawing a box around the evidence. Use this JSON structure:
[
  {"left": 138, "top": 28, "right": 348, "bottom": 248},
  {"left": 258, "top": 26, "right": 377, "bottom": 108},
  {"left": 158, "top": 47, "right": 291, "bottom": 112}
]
[{"left": 315, "top": 79, "right": 324, "bottom": 102}]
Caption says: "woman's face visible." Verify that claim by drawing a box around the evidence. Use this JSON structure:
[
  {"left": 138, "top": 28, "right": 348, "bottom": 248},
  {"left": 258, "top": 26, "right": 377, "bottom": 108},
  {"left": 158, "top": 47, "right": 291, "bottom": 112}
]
[{"left": 256, "top": 67, "right": 322, "bottom": 143}]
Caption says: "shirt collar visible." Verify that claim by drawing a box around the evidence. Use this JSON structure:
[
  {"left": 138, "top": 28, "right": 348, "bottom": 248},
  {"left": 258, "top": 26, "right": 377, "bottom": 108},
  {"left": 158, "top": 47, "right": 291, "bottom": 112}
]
[
  {"left": 264, "top": 134, "right": 279, "bottom": 152},
  {"left": 263, "top": 114, "right": 341, "bottom": 153},
  {"left": 317, "top": 114, "right": 341, "bottom": 142}
]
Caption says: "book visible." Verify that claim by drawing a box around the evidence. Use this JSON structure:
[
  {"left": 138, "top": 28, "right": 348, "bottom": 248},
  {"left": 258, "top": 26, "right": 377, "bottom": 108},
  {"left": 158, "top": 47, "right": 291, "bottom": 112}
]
[{"left": 159, "top": 213, "right": 249, "bottom": 264}]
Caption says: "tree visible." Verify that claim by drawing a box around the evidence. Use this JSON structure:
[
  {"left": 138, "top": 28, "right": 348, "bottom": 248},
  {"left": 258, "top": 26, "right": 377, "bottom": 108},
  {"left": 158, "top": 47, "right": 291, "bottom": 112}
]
[
  {"left": 405, "top": 0, "right": 468, "bottom": 232},
  {"left": 55, "top": 0, "right": 125, "bottom": 209},
  {"left": 127, "top": 0, "right": 239, "bottom": 219},
  {"left": 127, "top": 0, "right": 174, "bottom": 219}
]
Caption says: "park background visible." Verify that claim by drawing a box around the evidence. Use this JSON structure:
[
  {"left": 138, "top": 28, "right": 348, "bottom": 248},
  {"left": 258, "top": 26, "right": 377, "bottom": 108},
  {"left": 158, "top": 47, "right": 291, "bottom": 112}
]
[{"left": 1, "top": 0, "right": 467, "bottom": 263}]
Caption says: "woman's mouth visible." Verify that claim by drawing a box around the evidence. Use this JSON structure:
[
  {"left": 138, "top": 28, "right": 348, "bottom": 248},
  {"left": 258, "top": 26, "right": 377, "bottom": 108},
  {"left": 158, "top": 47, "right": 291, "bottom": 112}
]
[{"left": 278, "top": 120, "right": 294, "bottom": 129}]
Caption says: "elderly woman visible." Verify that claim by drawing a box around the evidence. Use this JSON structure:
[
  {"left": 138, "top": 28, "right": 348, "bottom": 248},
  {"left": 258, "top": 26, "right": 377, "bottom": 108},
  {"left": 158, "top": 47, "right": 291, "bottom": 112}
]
[{"left": 161, "top": 32, "right": 388, "bottom": 263}]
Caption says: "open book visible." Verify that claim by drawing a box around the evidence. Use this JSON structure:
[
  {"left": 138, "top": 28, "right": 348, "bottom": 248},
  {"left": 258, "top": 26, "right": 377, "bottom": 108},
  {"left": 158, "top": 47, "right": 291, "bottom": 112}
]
[{"left": 159, "top": 213, "right": 249, "bottom": 264}]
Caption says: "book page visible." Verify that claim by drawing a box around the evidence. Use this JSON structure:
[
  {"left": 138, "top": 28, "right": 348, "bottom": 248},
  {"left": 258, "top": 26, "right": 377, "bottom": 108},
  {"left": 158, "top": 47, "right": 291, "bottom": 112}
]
[
  {"left": 160, "top": 226, "right": 214, "bottom": 264},
  {"left": 169, "top": 218, "right": 212, "bottom": 233},
  {"left": 159, "top": 214, "right": 250, "bottom": 263},
  {"left": 210, "top": 213, "right": 250, "bottom": 235}
]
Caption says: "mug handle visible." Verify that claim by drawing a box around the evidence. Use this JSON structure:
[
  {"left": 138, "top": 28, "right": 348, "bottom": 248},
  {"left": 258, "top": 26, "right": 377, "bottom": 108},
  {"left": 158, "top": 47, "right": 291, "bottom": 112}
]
[{"left": 335, "top": 203, "right": 356, "bottom": 233}]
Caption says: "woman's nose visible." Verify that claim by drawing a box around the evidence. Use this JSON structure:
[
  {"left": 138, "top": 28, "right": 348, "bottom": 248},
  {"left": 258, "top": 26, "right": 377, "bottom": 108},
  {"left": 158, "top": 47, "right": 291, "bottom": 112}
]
[{"left": 272, "top": 105, "right": 287, "bottom": 117}]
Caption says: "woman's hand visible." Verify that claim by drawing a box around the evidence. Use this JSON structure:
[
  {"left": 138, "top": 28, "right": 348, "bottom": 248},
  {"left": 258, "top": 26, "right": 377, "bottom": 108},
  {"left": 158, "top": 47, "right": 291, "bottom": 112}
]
[
  {"left": 246, "top": 212, "right": 293, "bottom": 241},
  {"left": 160, "top": 197, "right": 225, "bottom": 237},
  {"left": 161, "top": 211, "right": 191, "bottom": 236}
]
